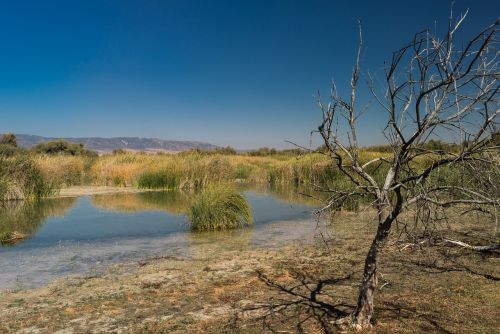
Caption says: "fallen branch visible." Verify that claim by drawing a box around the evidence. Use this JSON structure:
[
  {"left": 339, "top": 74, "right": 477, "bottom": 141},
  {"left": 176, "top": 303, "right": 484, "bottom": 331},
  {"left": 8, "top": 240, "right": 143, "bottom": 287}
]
[
  {"left": 443, "top": 239, "right": 500, "bottom": 252},
  {"left": 399, "top": 240, "right": 429, "bottom": 251}
]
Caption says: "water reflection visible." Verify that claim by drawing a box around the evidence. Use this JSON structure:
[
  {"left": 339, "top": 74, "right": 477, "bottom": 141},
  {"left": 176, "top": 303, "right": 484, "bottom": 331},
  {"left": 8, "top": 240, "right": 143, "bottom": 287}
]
[
  {"left": 0, "top": 186, "right": 317, "bottom": 248},
  {"left": 0, "top": 187, "right": 318, "bottom": 289},
  {"left": 0, "top": 197, "right": 77, "bottom": 246},
  {"left": 92, "top": 185, "right": 322, "bottom": 214},
  {"left": 238, "top": 183, "right": 324, "bottom": 206},
  {"left": 92, "top": 191, "right": 191, "bottom": 214},
  {"left": 0, "top": 187, "right": 318, "bottom": 249}
]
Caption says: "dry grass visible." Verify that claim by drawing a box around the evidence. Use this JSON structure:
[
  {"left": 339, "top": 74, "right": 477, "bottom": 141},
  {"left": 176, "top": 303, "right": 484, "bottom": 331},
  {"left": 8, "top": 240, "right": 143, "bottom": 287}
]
[
  {"left": 32, "top": 152, "right": 347, "bottom": 189},
  {"left": 24, "top": 148, "right": 497, "bottom": 209},
  {"left": 30, "top": 150, "right": 455, "bottom": 201},
  {"left": 35, "top": 155, "right": 93, "bottom": 187}
]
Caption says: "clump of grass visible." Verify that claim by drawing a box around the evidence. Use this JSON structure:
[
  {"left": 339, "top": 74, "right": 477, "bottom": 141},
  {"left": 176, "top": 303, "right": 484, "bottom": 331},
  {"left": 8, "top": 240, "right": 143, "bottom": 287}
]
[
  {"left": 187, "top": 185, "right": 253, "bottom": 231},
  {"left": 138, "top": 170, "right": 179, "bottom": 189}
]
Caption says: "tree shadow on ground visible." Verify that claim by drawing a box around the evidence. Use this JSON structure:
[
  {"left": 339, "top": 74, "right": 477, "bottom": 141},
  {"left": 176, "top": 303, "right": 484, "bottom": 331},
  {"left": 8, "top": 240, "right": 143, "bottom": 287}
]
[
  {"left": 399, "top": 249, "right": 500, "bottom": 282},
  {"left": 226, "top": 263, "right": 482, "bottom": 334},
  {"left": 378, "top": 301, "right": 455, "bottom": 334},
  {"left": 229, "top": 269, "right": 355, "bottom": 333}
]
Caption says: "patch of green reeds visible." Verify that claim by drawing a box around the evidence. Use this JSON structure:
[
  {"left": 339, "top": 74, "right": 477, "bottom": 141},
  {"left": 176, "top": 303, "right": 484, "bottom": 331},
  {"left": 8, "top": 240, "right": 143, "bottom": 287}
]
[
  {"left": 137, "top": 170, "right": 179, "bottom": 189},
  {"left": 187, "top": 185, "right": 253, "bottom": 231}
]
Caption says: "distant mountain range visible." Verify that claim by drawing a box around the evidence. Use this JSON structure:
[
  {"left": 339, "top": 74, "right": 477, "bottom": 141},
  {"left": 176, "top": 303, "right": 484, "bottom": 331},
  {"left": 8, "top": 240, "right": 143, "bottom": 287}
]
[{"left": 13, "top": 134, "right": 219, "bottom": 153}]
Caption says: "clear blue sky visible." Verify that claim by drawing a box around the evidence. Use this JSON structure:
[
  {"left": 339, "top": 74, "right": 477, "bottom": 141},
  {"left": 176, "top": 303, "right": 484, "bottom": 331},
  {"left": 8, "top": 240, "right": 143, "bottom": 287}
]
[{"left": 0, "top": 0, "right": 497, "bottom": 149}]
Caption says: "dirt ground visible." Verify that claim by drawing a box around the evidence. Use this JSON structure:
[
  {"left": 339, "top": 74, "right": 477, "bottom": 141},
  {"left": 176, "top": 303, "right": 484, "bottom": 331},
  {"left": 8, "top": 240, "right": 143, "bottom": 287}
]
[{"left": 1, "top": 212, "right": 498, "bottom": 334}]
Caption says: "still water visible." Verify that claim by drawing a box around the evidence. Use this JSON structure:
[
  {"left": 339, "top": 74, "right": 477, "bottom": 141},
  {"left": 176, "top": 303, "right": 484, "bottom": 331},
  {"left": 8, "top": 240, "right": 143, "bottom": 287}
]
[{"left": 0, "top": 189, "right": 320, "bottom": 290}]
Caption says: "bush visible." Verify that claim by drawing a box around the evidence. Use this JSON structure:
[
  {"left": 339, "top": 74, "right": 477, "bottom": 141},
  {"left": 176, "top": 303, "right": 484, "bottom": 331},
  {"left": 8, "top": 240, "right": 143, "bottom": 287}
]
[
  {"left": 0, "top": 133, "right": 21, "bottom": 157},
  {"left": 112, "top": 148, "right": 127, "bottom": 155},
  {"left": 187, "top": 185, "right": 253, "bottom": 231},
  {"left": 32, "top": 140, "right": 98, "bottom": 157},
  {"left": 248, "top": 147, "right": 274, "bottom": 156},
  {"left": 214, "top": 146, "right": 237, "bottom": 155},
  {"left": 0, "top": 133, "right": 17, "bottom": 147}
]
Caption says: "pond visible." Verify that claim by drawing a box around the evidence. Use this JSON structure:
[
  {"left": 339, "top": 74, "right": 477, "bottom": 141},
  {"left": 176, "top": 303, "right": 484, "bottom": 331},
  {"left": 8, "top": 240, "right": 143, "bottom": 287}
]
[{"left": 0, "top": 187, "right": 322, "bottom": 290}]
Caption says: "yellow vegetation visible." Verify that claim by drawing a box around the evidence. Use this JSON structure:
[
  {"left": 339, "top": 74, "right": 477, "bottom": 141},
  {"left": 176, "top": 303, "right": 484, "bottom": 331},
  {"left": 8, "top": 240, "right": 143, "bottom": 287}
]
[{"left": 31, "top": 150, "right": 405, "bottom": 192}]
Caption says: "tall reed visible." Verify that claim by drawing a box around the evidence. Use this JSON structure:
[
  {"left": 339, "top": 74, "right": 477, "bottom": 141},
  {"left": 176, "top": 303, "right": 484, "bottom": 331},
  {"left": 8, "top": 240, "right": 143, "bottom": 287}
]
[
  {"left": 187, "top": 185, "right": 253, "bottom": 231},
  {"left": 0, "top": 156, "right": 56, "bottom": 201}
]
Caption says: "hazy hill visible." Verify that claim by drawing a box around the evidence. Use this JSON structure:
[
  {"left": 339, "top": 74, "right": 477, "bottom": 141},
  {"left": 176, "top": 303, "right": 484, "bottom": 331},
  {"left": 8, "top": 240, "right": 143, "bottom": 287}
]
[{"left": 14, "top": 134, "right": 218, "bottom": 153}]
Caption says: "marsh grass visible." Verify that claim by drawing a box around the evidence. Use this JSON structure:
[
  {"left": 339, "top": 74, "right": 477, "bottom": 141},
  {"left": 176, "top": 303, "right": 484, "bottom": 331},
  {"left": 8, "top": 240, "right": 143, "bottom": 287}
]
[
  {"left": 138, "top": 170, "right": 179, "bottom": 189},
  {"left": 37, "top": 152, "right": 341, "bottom": 189},
  {"left": 24, "top": 150, "right": 476, "bottom": 199},
  {"left": 0, "top": 156, "right": 56, "bottom": 201},
  {"left": 187, "top": 185, "right": 253, "bottom": 231},
  {"left": 35, "top": 155, "right": 95, "bottom": 187}
]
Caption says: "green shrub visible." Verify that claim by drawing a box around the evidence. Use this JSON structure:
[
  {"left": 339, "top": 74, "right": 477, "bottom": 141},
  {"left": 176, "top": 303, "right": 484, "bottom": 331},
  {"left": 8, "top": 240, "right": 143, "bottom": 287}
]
[
  {"left": 248, "top": 147, "right": 274, "bottom": 156},
  {"left": 214, "top": 146, "right": 237, "bottom": 155},
  {"left": 187, "top": 185, "right": 253, "bottom": 231},
  {"left": 32, "top": 140, "right": 98, "bottom": 157}
]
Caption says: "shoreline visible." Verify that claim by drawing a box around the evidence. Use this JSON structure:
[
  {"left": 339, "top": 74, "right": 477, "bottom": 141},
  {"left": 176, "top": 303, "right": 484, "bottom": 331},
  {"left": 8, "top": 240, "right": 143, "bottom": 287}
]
[
  {"left": 56, "top": 185, "right": 155, "bottom": 197},
  {"left": 0, "top": 216, "right": 323, "bottom": 292}
]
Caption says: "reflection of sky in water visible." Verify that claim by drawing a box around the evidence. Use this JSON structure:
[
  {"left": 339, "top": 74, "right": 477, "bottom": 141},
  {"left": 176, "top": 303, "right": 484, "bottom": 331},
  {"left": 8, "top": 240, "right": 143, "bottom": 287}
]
[{"left": 0, "top": 191, "right": 319, "bottom": 290}]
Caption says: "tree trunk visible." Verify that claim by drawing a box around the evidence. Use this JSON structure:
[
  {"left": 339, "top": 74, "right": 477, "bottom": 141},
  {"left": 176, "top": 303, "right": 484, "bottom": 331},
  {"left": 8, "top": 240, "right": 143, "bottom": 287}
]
[{"left": 350, "top": 215, "right": 394, "bottom": 327}]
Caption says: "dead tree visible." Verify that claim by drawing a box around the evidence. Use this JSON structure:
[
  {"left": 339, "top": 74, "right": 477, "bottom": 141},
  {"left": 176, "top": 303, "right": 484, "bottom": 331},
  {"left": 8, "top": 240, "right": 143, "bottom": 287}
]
[{"left": 315, "top": 13, "right": 499, "bottom": 327}]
